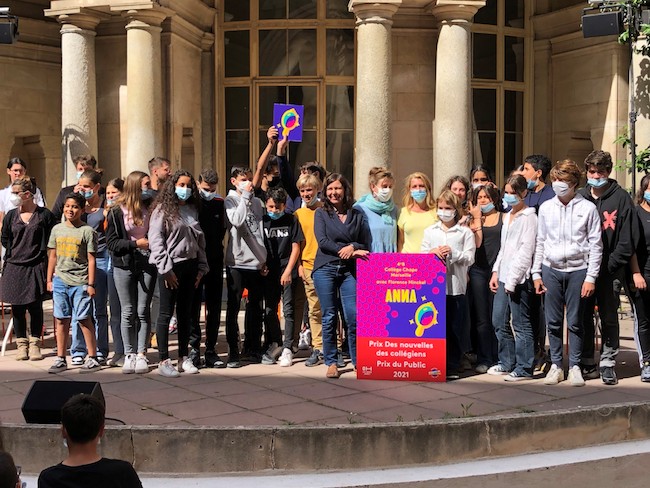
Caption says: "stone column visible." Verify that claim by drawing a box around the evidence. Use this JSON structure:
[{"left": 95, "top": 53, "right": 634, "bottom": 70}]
[
  {"left": 430, "top": 1, "right": 485, "bottom": 191},
  {"left": 348, "top": 0, "right": 401, "bottom": 198},
  {"left": 59, "top": 13, "right": 100, "bottom": 185},
  {"left": 124, "top": 9, "right": 167, "bottom": 174}
]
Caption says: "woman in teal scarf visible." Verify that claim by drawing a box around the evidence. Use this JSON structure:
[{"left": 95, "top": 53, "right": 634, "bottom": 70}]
[{"left": 353, "top": 167, "right": 397, "bottom": 253}]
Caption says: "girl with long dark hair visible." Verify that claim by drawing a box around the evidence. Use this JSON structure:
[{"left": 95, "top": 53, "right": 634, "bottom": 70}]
[{"left": 148, "top": 169, "right": 209, "bottom": 377}]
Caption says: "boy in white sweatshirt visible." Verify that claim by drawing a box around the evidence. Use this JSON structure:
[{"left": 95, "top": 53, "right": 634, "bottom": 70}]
[
  {"left": 532, "top": 160, "right": 603, "bottom": 386},
  {"left": 224, "top": 166, "right": 268, "bottom": 368}
]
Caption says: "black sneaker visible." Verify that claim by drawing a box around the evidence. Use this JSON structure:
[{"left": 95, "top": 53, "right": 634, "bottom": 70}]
[
  {"left": 96, "top": 355, "right": 107, "bottom": 366},
  {"left": 48, "top": 356, "right": 67, "bottom": 374},
  {"left": 447, "top": 370, "right": 461, "bottom": 381},
  {"left": 581, "top": 363, "right": 600, "bottom": 380},
  {"left": 188, "top": 348, "right": 201, "bottom": 368},
  {"left": 227, "top": 354, "right": 241, "bottom": 369},
  {"left": 336, "top": 349, "right": 346, "bottom": 368},
  {"left": 261, "top": 353, "right": 276, "bottom": 365},
  {"left": 205, "top": 350, "right": 225, "bottom": 368},
  {"left": 305, "top": 348, "right": 322, "bottom": 367},
  {"left": 600, "top": 366, "right": 618, "bottom": 385}
]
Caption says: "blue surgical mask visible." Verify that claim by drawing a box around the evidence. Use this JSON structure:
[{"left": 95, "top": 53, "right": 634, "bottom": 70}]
[
  {"left": 175, "top": 186, "right": 192, "bottom": 201},
  {"left": 267, "top": 211, "right": 283, "bottom": 220},
  {"left": 106, "top": 198, "right": 115, "bottom": 207},
  {"left": 587, "top": 177, "right": 608, "bottom": 188},
  {"left": 526, "top": 179, "right": 538, "bottom": 190},
  {"left": 502, "top": 194, "right": 520, "bottom": 207},
  {"left": 644, "top": 191, "right": 650, "bottom": 203},
  {"left": 75, "top": 171, "right": 84, "bottom": 180},
  {"left": 80, "top": 189, "right": 94, "bottom": 200},
  {"left": 200, "top": 189, "right": 216, "bottom": 201},
  {"left": 411, "top": 189, "right": 427, "bottom": 203},
  {"left": 480, "top": 202, "right": 495, "bottom": 214},
  {"left": 141, "top": 188, "right": 154, "bottom": 200}
]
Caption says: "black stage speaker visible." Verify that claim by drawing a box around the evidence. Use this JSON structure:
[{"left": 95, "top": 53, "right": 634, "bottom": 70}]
[
  {"left": 0, "top": 21, "right": 18, "bottom": 45},
  {"left": 582, "top": 11, "right": 623, "bottom": 38},
  {"left": 22, "top": 381, "right": 105, "bottom": 424}
]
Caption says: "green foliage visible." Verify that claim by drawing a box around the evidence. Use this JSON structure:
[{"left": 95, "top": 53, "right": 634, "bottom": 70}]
[
  {"left": 615, "top": 128, "right": 650, "bottom": 173},
  {"left": 617, "top": 0, "right": 650, "bottom": 55}
]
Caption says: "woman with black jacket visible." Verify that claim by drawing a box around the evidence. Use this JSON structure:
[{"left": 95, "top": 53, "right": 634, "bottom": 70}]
[
  {"left": 0, "top": 175, "right": 55, "bottom": 360},
  {"left": 106, "top": 171, "right": 157, "bottom": 374}
]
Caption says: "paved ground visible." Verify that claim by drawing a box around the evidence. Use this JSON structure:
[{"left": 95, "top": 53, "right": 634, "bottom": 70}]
[{"left": 2, "top": 301, "right": 650, "bottom": 427}]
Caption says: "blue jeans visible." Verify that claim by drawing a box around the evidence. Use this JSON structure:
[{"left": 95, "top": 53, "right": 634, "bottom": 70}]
[
  {"left": 468, "top": 265, "right": 497, "bottom": 367},
  {"left": 113, "top": 254, "right": 157, "bottom": 354},
  {"left": 71, "top": 251, "right": 109, "bottom": 358},
  {"left": 492, "top": 281, "right": 534, "bottom": 376},
  {"left": 52, "top": 276, "right": 92, "bottom": 321},
  {"left": 312, "top": 262, "right": 357, "bottom": 366},
  {"left": 543, "top": 265, "right": 587, "bottom": 368}
]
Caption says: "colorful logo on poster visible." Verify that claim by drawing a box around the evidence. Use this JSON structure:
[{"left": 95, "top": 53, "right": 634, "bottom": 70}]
[
  {"left": 413, "top": 301, "right": 438, "bottom": 337},
  {"left": 273, "top": 103, "right": 305, "bottom": 142},
  {"left": 279, "top": 108, "right": 300, "bottom": 139}
]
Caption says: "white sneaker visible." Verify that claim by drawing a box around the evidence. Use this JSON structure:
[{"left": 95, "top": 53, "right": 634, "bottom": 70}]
[
  {"left": 158, "top": 358, "right": 180, "bottom": 378},
  {"left": 279, "top": 348, "right": 293, "bottom": 367},
  {"left": 298, "top": 329, "right": 311, "bottom": 350},
  {"left": 179, "top": 357, "right": 199, "bottom": 374},
  {"left": 134, "top": 355, "right": 149, "bottom": 374},
  {"left": 122, "top": 354, "right": 136, "bottom": 374},
  {"left": 568, "top": 365, "right": 585, "bottom": 387},
  {"left": 487, "top": 364, "right": 509, "bottom": 376},
  {"left": 543, "top": 364, "right": 565, "bottom": 385}
]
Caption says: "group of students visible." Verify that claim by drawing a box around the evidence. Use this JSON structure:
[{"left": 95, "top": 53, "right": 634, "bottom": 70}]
[
  {"left": 408, "top": 151, "right": 649, "bottom": 385},
  {"left": 4, "top": 141, "right": 650, "bottom": 383}
]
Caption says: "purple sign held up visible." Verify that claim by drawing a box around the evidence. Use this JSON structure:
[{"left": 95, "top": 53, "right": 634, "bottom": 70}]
[{"left": 273, "top": 103, "right": 304, "bottom": 142}]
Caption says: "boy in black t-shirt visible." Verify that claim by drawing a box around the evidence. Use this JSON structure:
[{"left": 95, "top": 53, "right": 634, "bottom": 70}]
[
  {"left": 38, "top": 394, "right": 142, "bottom": 488},
  {"left": 261, "top": 187, "right": 304, "bottom": 365}
]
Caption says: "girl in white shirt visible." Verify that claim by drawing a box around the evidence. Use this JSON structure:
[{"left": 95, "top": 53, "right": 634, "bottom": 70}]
[
  {"left": 421, "top": 190, "right": 475, "bottom": 379},
  {"left": 489, "top": 175, "right": 538, "bottom": 381}
]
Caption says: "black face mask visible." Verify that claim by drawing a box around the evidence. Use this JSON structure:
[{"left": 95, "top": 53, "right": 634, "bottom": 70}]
[{"left": 269, "top": 176, "right": 281, "bottom": 187}]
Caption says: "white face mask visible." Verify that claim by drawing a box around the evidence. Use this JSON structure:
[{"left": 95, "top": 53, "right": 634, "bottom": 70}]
[
  {"left": 552, "top": 181, "right": 572, "bottom": 198},
  {"left": 9, "top": 193, "right": 22, "bottom": 207},
  {"left": 237, "top": 181, "right": 249, "bottom": 193},
  {"left": 472, "top": 183, "right": 482, "bottom": 190},
  {"left": 200, "top": 188, "right": 216, "bottom": 201},
  {"left": 374, "top": 187, "right": 393, "bottom": 203},
  {"left": 437, "top": 209, "right": 456, "bottom": 222}
]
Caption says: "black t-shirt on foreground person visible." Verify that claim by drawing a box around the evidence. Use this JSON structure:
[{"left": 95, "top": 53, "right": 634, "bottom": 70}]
[{"left": 38, "top": 458, "right": 142, "bottom": 488}]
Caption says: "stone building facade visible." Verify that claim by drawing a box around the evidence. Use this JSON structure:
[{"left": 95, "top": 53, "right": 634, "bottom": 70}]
[{"left": 0, "top": 0, "right": 645, "bottom": 203}]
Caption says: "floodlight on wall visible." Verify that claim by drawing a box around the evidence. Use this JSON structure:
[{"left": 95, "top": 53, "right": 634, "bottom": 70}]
[{"left": 0, "top": 7, "right": 18, "bottom": 45}]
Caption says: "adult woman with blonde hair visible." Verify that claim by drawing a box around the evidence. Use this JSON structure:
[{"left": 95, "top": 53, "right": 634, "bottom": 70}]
[
  {"left": 106, "top": 171, "right": 157, "bottom": 374},
  {"left": 397, "top": 172, "right": 437, "bottom": 253},
  {"left": 0, "top": 175, "right": 55, "bottom": 360},
  {"left": 354, "top": 167, "right": 397, "bottom": 253}
]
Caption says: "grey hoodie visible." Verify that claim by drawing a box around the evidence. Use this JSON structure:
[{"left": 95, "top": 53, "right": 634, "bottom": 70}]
[
  {"left": 225, "top": 189, "right": 267, "bottom": 270},
  {"left": 148, "top": 204, "right": 209, "bottom": 276}
]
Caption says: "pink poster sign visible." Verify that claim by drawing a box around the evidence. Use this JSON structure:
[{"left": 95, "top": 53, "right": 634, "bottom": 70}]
[{"left": 357, "top": 253, "right": 447, "bottom": 382}]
